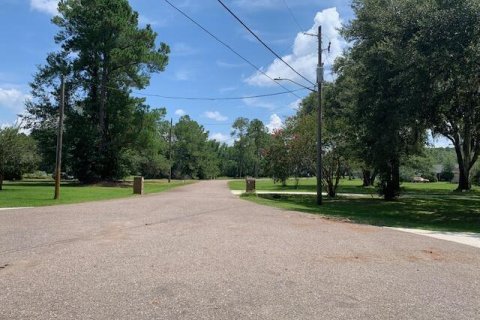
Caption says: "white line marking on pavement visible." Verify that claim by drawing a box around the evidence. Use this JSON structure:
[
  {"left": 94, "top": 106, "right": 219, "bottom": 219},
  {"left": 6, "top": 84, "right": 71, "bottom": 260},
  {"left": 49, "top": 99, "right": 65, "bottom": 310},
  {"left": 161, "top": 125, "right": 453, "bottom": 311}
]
[{"left": 0, "top": 207, "right": 34, "bottom": 211}]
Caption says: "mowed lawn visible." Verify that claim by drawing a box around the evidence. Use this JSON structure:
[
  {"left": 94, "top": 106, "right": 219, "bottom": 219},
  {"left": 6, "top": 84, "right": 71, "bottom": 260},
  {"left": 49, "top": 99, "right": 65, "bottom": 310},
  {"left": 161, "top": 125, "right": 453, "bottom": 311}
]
[
  {"left": 0, "top": 179, "right": 192, "bottom": 208},
  {"left": 230, "top": 178, "right": 480, "bottom": 233}
]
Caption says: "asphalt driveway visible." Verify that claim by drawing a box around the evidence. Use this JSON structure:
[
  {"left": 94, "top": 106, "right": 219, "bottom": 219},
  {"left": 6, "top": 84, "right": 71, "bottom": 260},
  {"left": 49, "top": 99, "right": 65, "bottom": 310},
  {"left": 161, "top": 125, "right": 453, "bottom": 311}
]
[{"left": 0, "top": 180, "right": 479, "bottom": 319}]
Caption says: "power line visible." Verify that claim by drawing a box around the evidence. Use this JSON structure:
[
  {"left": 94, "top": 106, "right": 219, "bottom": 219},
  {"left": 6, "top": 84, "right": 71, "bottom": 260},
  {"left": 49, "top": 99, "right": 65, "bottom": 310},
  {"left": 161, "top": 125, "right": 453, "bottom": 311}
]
[
  {"left": 106, "top": 86, "right": 308, "bottom": 101},
  {"left": 162, "top": 0, "right": 302, "bottom": 99},
  {"left": 216, "top": 0, "right": 316, "bottom": 87},
  {"left": 281, "top": 0, "right": 305, "bottom": 34}
]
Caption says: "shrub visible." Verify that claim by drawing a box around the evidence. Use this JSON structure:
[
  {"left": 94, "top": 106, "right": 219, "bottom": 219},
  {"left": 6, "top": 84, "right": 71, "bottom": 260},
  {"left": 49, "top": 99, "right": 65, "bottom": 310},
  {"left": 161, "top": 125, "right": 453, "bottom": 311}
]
[
  {"left": 422, "top": 172, "right": 438, "bottom": 183},
  {"left": 474, "top": 171, "right": 480, "bottom": 186},
  {"left": 23, "top": 171, "right": 49, "bottom": 179}
]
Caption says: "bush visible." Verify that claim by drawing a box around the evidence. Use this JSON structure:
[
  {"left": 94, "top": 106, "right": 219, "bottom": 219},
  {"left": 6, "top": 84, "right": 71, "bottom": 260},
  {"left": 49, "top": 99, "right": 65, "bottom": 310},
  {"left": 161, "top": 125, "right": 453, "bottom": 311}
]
[
  {"left": 23, "top": 171, "right": 49, "bottom": 179},
  {"left": 4, "top": 170, "right": 22, "bottom": 181},
  {"left": 422, "top": 172, "right": 438, "bottom": 183},
  {"left": 439, "top": 170, "right": 454, "bottom": 182},
  {"left": 474, "top": 171, "right": 480, "bottom": 186},
  {"left": 399, "top": 166, "right": 416, "bottom": 182},
  {"left": 439, "top": 162, "right": 455, "bottom": 181}
]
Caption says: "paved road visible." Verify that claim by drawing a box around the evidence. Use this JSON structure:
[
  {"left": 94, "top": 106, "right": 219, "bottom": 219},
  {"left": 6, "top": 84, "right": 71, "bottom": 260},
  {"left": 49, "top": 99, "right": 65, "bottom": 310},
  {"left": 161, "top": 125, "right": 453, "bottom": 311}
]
[{"left": 0, "top": 181, "right": 479, "bottom": 319}]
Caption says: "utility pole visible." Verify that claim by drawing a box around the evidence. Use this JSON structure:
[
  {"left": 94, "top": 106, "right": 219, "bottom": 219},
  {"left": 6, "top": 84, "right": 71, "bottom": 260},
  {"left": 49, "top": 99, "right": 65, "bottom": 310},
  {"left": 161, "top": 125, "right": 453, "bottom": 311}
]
[
  {"left": 168, "top": 118, "right": 173, "bottom": 183},
  {"left": 274, "top": 27, "right": 323, "bottom": 204},
  {"left": 54, "top": 75, "right": 65, "bottom": 200},
  {"left": 316, "top": 26, "right": 323, "bottom": 205}
]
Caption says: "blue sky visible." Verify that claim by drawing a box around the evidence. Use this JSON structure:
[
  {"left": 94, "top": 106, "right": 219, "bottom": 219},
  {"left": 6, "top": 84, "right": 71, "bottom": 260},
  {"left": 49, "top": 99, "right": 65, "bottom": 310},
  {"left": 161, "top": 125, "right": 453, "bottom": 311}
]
[{"left": 0, "top": 0, "right": 450, "bottom": 147}]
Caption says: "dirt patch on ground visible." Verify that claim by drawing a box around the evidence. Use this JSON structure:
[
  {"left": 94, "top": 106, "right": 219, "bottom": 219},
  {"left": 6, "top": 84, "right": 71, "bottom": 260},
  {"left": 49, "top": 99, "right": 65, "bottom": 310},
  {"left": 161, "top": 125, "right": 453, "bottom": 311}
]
[
  {"left": 343, "top": 223, "right": 379, "bottom": 234},
  {"left": 404, "top": 247, "right": 476, "bottom": 263},
  {"left": 323, "top": 254, "right": 377, "bottom": 263},
  {"left": 96, "top": 223, "right": 130, "bottom": 242},
  {"left": 420, "top": 248, "right": 446, "bottom": 261}
]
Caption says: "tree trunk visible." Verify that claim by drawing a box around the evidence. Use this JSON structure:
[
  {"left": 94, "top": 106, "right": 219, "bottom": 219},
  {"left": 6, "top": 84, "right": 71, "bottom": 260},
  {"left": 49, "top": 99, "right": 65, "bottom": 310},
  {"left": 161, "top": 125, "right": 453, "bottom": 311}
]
[
  {"left": 384, "top": 160, "right": 400, "bottom": 201},
  {"left": 254, "top": 149, "right": 260, "bottom": 178},
  {"left": 362, "top": 169, "right": 372, "bottom": 187},
  {"left": 0, "top": 173, "right": 3, "bottom": 191},
  {"left": 453, "top": 139, "right": 473, "bottom": 191},
  {"left": 327, "top": 183, "right": 335, "bottom": 198},
  {"left": 371, "top": 171, "right": 378, "bottom": 186},
  {"left": 457, "top": 165, "right": 471, "bottom": 191},
  {"left": 362, "top": 168, "right": 376, "bottom": 187},
  {"left": 294, "top": 176, "right": 299, "bottom": 189},
  {"left": 238, "top": 159, "right": 243, "bottom": 178},
  {"left": 99, "top": 57, "right": 108, "bottom": 139}
]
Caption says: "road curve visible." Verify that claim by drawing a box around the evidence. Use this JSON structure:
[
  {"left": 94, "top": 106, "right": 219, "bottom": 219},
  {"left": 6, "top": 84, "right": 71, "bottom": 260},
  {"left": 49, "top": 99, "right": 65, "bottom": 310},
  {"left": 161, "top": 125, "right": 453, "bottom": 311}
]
[{"left": 0, "top": 180, "right": 479, "bottom": 319}]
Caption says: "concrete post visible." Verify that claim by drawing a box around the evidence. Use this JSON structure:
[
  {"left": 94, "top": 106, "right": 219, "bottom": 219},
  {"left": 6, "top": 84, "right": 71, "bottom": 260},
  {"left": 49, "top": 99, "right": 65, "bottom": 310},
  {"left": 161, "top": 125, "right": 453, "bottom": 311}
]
[
  {"left": 133, "top": 176, "right": 144, "bottom": 195},
  {"left": 245, "top": 177, "right": 256, "bottom": 193}
]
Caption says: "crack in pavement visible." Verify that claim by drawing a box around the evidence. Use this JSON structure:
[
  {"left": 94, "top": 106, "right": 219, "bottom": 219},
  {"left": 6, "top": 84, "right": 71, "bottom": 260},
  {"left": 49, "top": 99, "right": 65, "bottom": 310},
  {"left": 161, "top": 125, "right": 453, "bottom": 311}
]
[{"left": 0, "top": 204, "right": 251, "bottom": 256}]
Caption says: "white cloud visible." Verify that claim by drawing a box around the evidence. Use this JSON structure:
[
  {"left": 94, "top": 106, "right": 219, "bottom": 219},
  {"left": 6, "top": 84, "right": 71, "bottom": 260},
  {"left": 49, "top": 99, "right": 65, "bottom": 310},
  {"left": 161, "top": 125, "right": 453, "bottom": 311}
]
[
  {"left": 288, "top": 98, "right": 302, "bottom": 110},
  {"left": 174, "top": 69, "right": 192, "bottom": 81},
  {"left": 246, "top": 7, "right": 346, "bottom": 87},
  {"left": 175, "top": 109, "right": 186, "bottom": 116},
  {"left": 428, "top": 131, "right": 453, "bottom": 148},
  {"left": 0, "top": 116, "right": 30, "bottom": 134},
  {"left": 171, "top": 43, "right": 199, "bottom": 57},
  {"left": 139, "top": 15, "right": 164, "bottom": 27},
  {"left": 210, "top": 133, "right": 231, "bottom": 144},
  {"left": 204, "top": 111, "right": 228, "bottom": 122},
  {"left": 266, "top": 114, "right": 283, "bottom": 132},
  {"left": 30, "top": 0, "right": 58, "bottom": 15},
  {"left": 216, "top": 60, "right": 246, "bottom": 68},
  {"left": 242, "top": 97, "right": 276, "bottom": 110},
  {"left": 0, "top": 88, "right": 31, "bottom": 113},
  {"left": 234, "top": 0, "right": 317, "bottom": 10},
  {"left": 219, "top": 86, "right": 238, "bottom": 93}
]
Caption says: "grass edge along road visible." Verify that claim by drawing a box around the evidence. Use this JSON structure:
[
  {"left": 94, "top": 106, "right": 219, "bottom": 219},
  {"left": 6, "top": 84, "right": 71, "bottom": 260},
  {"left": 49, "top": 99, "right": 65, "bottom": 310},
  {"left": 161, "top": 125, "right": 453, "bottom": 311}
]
[
  {"left": 230, "top": 179, "right": 480, "bottom": 233},
  {"left": 0, "top": 180, "right": 194, "bottom": 208},
  {"left": 229, "top": 178, "right": 480, "bottom": 196}
]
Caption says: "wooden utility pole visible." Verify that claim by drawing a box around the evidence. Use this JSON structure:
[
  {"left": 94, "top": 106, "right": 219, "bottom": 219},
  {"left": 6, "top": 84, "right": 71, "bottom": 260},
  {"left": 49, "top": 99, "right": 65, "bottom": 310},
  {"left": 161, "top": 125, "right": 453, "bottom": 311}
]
[
  {"left": 168, "top": 118, "right": 173, "bottom": 183},
  {"left": 316, "top": 26, "right": 323, "bottom": 205},
  {"left": 54, "top": 75, "right": 65, "bottom": 200}
]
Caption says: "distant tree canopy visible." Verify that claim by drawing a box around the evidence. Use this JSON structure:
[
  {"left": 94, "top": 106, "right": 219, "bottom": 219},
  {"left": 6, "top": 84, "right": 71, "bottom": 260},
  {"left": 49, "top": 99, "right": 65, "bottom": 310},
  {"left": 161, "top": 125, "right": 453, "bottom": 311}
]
[
  {"left": 173, "top": 116, "right": 220, "bottom": 180},
  {"left": 0, "top": 127, "right": 39, "bottom": 190}
]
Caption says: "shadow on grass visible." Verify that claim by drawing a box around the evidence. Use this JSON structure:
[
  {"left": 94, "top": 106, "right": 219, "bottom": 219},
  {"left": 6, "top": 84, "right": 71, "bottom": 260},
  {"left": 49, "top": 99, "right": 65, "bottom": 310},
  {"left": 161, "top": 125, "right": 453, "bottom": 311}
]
[
  {"left": 247, "top": 194, "right": 480, "bottom": 233},
  {"left": 4, "top": 182, "right": 82, "bottom": 188},
  {"left": 235, "top": 179, "right": 480, "bottom": 196},
  {"left": 4, "top": 181, "right": 135, "bottom": 188}
]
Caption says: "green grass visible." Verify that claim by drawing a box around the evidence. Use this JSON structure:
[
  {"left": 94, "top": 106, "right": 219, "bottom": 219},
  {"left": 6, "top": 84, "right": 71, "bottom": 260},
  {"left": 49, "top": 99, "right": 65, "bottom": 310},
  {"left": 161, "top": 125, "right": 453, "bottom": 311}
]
[
  {"left": 0, "top": 179, "right": 192, "bottom": 208},
  {"left": 229, "top": 178, "right": 480, "bottom": 195},
  {"left": 230, "top": 178, "right": 480, "bottom": 232},
  {"left": 242, "top": 193, "right": 480, "bottom": 233}
]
